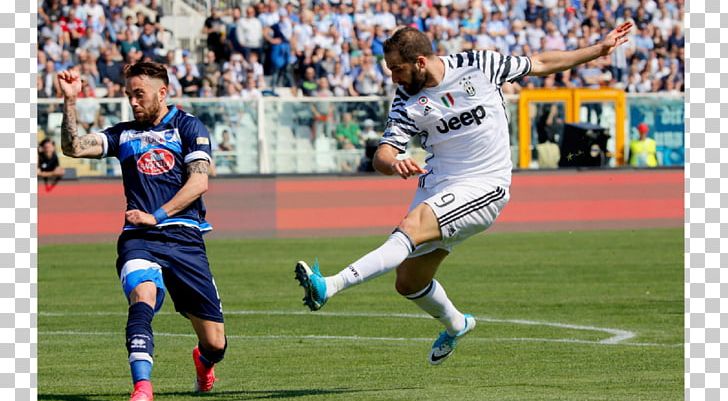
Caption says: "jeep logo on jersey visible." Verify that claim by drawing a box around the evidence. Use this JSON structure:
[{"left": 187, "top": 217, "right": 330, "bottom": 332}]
[
  {"left": 137, "top": 148, "right": 175, "bottom": 175},
  {"left": 435, "top": 104, "right": 487, "bottom": 133}
]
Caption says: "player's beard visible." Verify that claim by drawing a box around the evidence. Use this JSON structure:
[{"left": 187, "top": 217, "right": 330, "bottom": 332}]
[
  {"left": 403, "top": 68, "right": 428, "bottom": 94},
  {"left": 133, "top": 94, "right": 161, "bottom": 125}
]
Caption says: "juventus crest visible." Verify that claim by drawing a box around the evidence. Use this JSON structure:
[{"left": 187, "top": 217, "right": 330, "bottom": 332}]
[{"left": 460, "top": 76, "right": 476, "bottom": 97}]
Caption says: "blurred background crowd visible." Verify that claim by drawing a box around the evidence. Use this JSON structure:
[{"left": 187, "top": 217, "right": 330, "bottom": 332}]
[{"left": 38, "top": 0, "right": 685, "bottom": 101}]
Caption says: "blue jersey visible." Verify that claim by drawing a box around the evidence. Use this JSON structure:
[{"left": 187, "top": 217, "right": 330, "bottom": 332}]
[{"left": 100, "top": 106, "right": 213, "bottom": 232}]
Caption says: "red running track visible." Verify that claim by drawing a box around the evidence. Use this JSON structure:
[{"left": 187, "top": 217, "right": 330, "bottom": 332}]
[{"left": 38, "top": 169, "right": 683, "bottom": 244}]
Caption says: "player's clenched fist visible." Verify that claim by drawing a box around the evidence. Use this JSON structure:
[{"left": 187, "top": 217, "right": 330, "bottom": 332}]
[
  {"left": 125, "top": 209, "right": 157, "bottom": 227},
  {"left": 391, "top": 158, "right": 427, "bottom": 179},
  {"left": 57, "top": 70, "right": 83, "bottom": 99}
]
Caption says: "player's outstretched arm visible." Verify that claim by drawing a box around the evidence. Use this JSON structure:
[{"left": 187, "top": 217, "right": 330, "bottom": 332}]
[
  {"left": 373, "top": 143, "right": 426, "bottom": 179},
  {"left": 58, "top": 69, "right": 104, "bottom": 158},
  {"left": 125, "top": 160, "right": 210, "bottom": 227},
  {"left": 528, "top": 21, "right": 632, "bottom": 77}
]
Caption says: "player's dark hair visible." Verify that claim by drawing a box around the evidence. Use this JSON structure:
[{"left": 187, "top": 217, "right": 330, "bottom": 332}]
[
  {"left": 123, "top": 61, "right": 169, "bottom": 86},
  {"left": 39, "top": 138, "right": 54, "bottom": 147},
  {"left": 383, "top": 27, "right": 434, "bottom": 63}
]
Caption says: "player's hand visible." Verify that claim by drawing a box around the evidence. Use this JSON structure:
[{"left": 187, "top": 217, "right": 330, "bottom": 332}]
[
  {"left": 125, "top": 210, "right": 157, "bottom": 227},
  {"left": 600, "top": 22, "right": 633, "bottom": 56},
  {"left": 57, "top": 69, "right": 83, "bottom": 100},
  {"left": 391, "top": 158, "right": 427, "bottom": 179}
]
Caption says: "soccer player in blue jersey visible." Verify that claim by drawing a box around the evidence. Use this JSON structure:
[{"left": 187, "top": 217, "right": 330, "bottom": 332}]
[
  {"left": 296, "top": 23, "right": 632, "bottom": 365},
  {"left": 58, "top": 62, "right": 226, "bottom": 401}
]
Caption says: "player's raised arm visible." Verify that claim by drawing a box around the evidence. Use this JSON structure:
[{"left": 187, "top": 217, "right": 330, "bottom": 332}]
[
  {"left": 58, "top": 69, "right": 104, "bottom": 158},
  {"left": 529, "top": 21, "right": 632, "bottom": 77}
]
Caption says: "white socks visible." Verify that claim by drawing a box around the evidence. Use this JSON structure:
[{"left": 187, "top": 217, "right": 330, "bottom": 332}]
[
  {"left": 324, "top": 230, "right": 415, "bottom": 299},
  {"left": 405, "top": 279, "right": 465, "bottom": 336}
]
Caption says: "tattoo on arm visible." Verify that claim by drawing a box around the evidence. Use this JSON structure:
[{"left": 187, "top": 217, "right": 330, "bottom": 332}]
[
  {"left": 60, "top": 101, "right": 78, "bottom": 156},
  {"left": 61, "top": 101, "right": 100, "bottom": 157},
  {"left": 187, "top": 160, "right": 210, "bottom": 175}
]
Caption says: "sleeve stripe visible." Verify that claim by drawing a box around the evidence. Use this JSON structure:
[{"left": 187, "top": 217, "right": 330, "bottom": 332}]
[
  {"left": 389, "top": 116, "right": 418, "bottom": 130},
  {"left": 99, "top": 132, "right": 109, "bottom": 157},
  {"left": 456, "top": 53, "right": 463, "bottom": 67},
  {"left": 379, "top": 138, "right": 407, "bottom": 152},
  {"left": 507, "top": 56, "right": 532, "bottom": 83},
  {"left": 489, "top": 51, "right": 496, "bottom": 84},
  {"left": 498, "top": 56, "right": 512, "bottom": 85},
  {"left": 397, "top": 126, "right": 420, "bottom": 137},
  {"left": 184, "top": 150, "right": 212, "bottom": 164},
  {"left": 391, "top": 108, "right": 416, "bottom": 124},
  {"left": 495, "top": 55, "right": 505, "bottom": 85}
]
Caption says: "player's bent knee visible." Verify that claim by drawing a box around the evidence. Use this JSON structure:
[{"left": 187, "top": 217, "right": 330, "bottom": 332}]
[
  {"left": 199, "top": 336, "right": 227, "bottom": 364},
  {"left": 399, "top": 206, "right": 440, "bottom": 245},
  {"left": 397, "top": 217, "right": 421, "bottom": 245}
]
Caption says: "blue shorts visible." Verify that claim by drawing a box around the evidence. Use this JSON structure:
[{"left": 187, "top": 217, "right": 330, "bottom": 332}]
[{"left": 116, "top": 226, "right": 224, "bottom": 323}]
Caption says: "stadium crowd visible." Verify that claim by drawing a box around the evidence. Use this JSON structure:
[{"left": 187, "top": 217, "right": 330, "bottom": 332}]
[{"left": 38, "top": 0, "right": 684, "bottom": 101}]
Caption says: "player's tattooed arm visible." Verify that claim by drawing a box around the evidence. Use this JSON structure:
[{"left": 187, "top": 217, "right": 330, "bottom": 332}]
[
  {"left": 187, "top": 159, "right": 210, "bottom": 175},
  {"left": 60, "top": 103, "right": 103, "bottom": 158},
  {"left": 58, "top": 70, "right": 104, "bottom": 158}
]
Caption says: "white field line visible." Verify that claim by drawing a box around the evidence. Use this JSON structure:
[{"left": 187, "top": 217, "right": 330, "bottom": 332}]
[{"left": 38, "top": 309, "right": 675, "bottom": 347}]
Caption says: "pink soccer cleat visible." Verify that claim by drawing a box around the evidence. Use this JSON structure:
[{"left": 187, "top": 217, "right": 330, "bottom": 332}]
[
  {"left": 192, "top": 346, "right": 217, "bottom": 392},
  {"left": 129, "top": 380, "right": 153, "bottom": 401}
]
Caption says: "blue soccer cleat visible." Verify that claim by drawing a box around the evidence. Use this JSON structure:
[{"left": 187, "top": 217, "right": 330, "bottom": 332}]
[
  {"left": 428, "top": 314, "right": 477, "bottom": 365},
  {"left": 294, "top": 260, "right": 328, "bottom": 311}
]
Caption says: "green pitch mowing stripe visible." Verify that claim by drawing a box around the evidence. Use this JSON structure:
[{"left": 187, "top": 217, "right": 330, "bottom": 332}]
[{"left": 39, "top": 228, "right": 682, "bottom": 401}]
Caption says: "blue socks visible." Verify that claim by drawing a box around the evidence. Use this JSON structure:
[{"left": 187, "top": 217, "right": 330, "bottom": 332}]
[{"left": 126, "top": 302, "right": 155, "bottom": 383}]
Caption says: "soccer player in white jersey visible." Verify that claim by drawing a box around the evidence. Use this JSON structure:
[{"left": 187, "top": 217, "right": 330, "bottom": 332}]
[{"left": 296, "top": 23, "right": 632, "bottom": 365}]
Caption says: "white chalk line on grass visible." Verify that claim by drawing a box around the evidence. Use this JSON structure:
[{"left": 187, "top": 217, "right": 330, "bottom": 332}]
[{"left": 39, "top": 309, "right": 677, "bottom": 348}]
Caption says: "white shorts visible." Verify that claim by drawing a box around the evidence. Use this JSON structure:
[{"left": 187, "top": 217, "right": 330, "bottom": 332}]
[{"left": 407, "top": 182, "right": 510, "bottom": 258}]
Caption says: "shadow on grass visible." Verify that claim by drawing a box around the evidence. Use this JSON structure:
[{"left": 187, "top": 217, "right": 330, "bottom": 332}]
[{"left": 39, "top": 387, "right": 415, "bottom": 400}]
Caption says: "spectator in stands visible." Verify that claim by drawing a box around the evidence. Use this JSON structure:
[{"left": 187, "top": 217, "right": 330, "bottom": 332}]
[
  {"left": 179, "top": 62, "right": 202, "bottom": 97},
  {"left": 236, "top": 6, "right": 263, "bottom": 61},
  {"left": 199, "top": 50, "right": 221, "bottom": 96},
  {"left": 667, "top": 24, "right": 684, "bottom": 52},
  {"left": 218, "top": 130, "right": 235, "bottom": 151},
  {"left": 42, "top": 58, "right": 59, "bottom": 98},
  {"left": 41, "top": 14, "right": 66, "bottom": 48},
  {"left": 36, "top": 0, "right": 684, "bottom": 100},
  {"left": 299, "top": 66, "right": 318, "bottom": 97},
  {"left": 335, "top": 112, "right": 361, "bottom": 149},
  {"left": 79, "top": 25, "right": 105, "bottom": 60},
  {"left": 221, "top": 67, "right": 243, "bottom": 97},
  {"left": 43, "top": 34, "right": 63, "bottom": 63},
  {"left": 204, "top": 8, "right": 230, "bottom": 62},
  {"left": 246, "top": 51, "right": 265, "bottom": 88},
  {"left": 38, "top": 138, "right": 65, "bottom": 192},
  {"left": 264, "top": 14, "right": 293, "bottom": 89},
  {"left": 138, "top": 21, "right": 162, "bottom": 60},
  {"left": 240, "top": 72, "right": 262, "bottom": 100},
  {"left": 352, "top": 52, "right": 383, "bottom": 96},
  {"left": 176, "top": 50, "right": 200, "bottom": 79},
  {"left": 328, "top": 61, "right": 355, "bottom": 97},
  {"left": 98, "top": 47, "right": 125, "bottom": 86},
  {"left": 122, "top": 0, "right": 156, "bottom": 23}
]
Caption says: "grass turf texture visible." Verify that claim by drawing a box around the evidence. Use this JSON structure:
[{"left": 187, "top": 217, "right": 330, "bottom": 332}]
[{"left": 39, "top": 228, "right": 682, "bottom": 401}]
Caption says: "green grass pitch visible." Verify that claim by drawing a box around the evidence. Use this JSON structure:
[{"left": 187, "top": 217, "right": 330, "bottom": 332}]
[{"left": 39, "top": 228, "right": 682, "bottom": 401}]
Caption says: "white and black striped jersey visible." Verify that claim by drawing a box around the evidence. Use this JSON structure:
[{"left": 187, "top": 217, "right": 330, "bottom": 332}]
[{"left": 380, "top": 50, "right": 531, "bottom": 189}]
